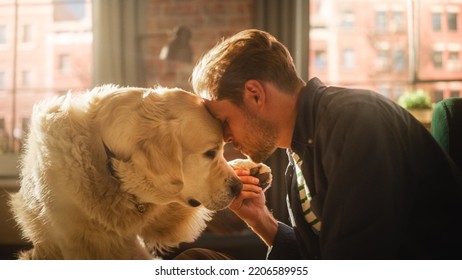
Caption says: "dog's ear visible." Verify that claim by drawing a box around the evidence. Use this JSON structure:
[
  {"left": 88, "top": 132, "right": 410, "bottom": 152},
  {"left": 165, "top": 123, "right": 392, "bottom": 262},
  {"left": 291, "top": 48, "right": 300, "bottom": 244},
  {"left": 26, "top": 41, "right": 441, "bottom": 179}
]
[{"left": 132, "top": 124, "right": 184, "bottom": 195}]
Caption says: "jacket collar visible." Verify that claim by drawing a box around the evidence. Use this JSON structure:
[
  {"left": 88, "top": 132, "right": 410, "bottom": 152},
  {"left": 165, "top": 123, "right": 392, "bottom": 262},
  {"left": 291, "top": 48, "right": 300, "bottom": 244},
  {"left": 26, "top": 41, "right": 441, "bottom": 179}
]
[{"left": 290, "top": 77, "right": 326, "bottom": 157}]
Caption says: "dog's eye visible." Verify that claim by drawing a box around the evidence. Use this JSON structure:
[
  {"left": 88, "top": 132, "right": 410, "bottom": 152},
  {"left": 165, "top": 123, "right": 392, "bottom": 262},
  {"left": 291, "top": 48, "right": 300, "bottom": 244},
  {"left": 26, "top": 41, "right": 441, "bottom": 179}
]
[{"left": 204, "top": 150, "right": 217, "bottom": 159}]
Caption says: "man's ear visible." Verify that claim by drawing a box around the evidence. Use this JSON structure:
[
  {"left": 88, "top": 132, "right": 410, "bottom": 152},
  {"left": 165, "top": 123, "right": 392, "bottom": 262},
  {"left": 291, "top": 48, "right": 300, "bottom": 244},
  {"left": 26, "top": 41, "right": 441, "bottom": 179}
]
[{"left": 243, "top": 80, "right": 266, "bottom": 110}]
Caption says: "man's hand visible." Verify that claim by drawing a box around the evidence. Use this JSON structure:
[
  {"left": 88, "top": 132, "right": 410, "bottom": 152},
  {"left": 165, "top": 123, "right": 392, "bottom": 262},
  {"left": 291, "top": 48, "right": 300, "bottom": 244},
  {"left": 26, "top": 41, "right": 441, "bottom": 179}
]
[
  {"left": 229, "top": 169, "right": 266, "bottom": 222},
  {"left": 228, "top": 161, "right": 278, "bottom": 246}
]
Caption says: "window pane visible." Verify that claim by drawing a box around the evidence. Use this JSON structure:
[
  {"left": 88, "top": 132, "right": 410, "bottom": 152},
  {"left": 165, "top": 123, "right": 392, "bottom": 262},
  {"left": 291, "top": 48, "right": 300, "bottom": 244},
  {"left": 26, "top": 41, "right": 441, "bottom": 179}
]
[
  {"left": 0, "top": 0, "right": 92, "bottom": 153},
  {"left": 54, "top": 0, "right": 87, "bottom": 21},
  {"left": 432, "top": 12, "right": 442, "bottom": 31},
  {"left": 340, "top": 11, "right": 355, "bottom": 30},
  {"left": 0, "top": 25, "right": 6, "bottom": 45},
  {"left": 376, "top": 49, "right": 390, "bottom": 72},
  {"left": 433, "top": 90, "right": 444, "bottom": 102},
  {"left": 0, "top": 71, "right": 5, "bottom": 89},
  {"left": 21, "top": 70, "right": 31, "bottom": 87},
  {"left": 58, "top": 53, "right": 70, "bottom": 72},
  {"left": 393, "top": 49, "right": 406, "bottom": 72},
  {"left": 391, "top": 11, "right": 405, "bottom": 32},
  {"left": 309, "top": 0, "right": 462, "bottom": 106},
  {"left": 448, "top": 12, "right": 458, "bottom": 31},
  {"left": 342, "top": 48, "right": 355, "bottom": 69},
  {"left": 432, "top": 51, "right": 443, "bottom": 68},
  {"left": 21, "top": 24, "right": 32, "bottom": 44},
  {"left": 450, "top": 90, "right": 460, "bottom": 97},
  {"left": 448, "top": 51, "right": 460, "bottom": 71},
  {"left": 375, "top": 11, "right": 387, "bottom": 33},
  {"left": 314, "top": 50, "right": 327, "bottom": 70}
]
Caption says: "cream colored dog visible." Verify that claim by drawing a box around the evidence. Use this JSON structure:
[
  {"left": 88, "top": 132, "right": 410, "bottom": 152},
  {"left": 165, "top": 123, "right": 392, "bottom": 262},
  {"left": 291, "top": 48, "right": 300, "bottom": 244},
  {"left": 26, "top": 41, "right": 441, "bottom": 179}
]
[{"left": 10, "top": 85, "right": 243, "bottom": 260}]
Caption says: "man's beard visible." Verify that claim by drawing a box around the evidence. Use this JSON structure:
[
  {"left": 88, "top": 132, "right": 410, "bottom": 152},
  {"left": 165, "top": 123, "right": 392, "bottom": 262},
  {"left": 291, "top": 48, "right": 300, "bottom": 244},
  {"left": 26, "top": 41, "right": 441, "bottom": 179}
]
[{"left": 239, "top": 107, "right": 278, "bottom": 163}]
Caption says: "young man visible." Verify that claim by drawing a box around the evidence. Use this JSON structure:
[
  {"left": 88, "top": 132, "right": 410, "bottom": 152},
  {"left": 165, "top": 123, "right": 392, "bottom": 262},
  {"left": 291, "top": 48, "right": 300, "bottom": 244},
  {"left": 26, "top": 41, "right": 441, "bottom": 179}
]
[{"left": 191, "top": 29, "right": 462, "bottom": 259}]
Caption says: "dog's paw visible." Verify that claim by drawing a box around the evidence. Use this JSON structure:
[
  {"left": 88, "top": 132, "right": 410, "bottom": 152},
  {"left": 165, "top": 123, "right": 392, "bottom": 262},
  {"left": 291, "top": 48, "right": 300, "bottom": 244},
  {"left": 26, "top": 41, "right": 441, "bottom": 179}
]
[{"left": 228, "top": 159, "right": 272, "bottom": 190}]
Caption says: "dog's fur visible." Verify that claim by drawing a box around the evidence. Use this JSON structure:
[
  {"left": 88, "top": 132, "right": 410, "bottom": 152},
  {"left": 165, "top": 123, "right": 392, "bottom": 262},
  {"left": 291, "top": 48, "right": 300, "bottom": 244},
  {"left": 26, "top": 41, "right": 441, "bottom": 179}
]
[{"left": 9, "top": 85, "right": 243, "bottom": 259}]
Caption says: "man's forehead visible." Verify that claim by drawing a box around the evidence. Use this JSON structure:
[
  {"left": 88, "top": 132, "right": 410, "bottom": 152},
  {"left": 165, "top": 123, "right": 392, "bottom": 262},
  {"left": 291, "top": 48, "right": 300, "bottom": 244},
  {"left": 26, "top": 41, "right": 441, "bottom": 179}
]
[{"left": 203, "top": 99, "right": 228, "bottom": 118}]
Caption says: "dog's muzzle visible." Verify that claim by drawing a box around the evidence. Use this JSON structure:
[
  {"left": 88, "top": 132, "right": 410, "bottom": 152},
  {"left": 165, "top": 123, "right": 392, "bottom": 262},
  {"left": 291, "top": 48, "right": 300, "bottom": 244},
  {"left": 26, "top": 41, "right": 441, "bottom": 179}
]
[{"left": 228, "top": 177, "right": 243, "bottom": 197}]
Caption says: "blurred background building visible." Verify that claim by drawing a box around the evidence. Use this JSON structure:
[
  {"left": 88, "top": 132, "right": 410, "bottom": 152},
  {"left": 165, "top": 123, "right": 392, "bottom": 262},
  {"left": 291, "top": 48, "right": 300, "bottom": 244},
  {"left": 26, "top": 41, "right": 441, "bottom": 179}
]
[
  {"left": 309, "top": 0, "right": 462, "bottom": 103},
  {"left": 1, "top": 0, "right": 461, "bottom": 154}
]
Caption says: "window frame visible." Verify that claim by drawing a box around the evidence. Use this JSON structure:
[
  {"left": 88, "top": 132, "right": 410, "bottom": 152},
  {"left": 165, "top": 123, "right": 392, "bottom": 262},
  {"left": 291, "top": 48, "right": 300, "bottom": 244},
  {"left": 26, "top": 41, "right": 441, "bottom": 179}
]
[{"left": 0, "top": 0, "right": 93, "bottom": 189}]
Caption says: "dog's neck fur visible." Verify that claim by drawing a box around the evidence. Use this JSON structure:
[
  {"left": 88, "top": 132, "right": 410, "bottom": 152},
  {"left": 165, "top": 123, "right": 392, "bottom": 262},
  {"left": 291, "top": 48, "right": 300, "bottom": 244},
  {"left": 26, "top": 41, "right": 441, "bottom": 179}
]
[
  {"left": 102, "top": 141, "right": 119, "bottom": 181},
  {"left": 102, "top": 140, "right": 148, "bottom": 214}
]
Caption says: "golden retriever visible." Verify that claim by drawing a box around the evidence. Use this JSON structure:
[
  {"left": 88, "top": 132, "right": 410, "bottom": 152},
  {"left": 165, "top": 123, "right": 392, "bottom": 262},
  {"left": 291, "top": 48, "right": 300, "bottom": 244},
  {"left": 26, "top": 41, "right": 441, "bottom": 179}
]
[{"left": 9, "top": 85, "right": 243, "bottom": 259}]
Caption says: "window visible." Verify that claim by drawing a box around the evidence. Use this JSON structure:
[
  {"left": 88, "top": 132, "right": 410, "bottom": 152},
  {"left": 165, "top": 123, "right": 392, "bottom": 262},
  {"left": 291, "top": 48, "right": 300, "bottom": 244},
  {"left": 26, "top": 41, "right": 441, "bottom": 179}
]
[
  {"left": 54, "top": 0, "right": 86, "bottom": 21},
  {"left": 0, "top": 70, "right": 5, "bottom": 89},
  {"left": 448, "top": 51, "right": 459, "bottom": 60},
  {"left": 448, "top": 12, "right": 458, "bottom": 31},
  {"left": 21, "top": 69, "right": 32, "bottom": 87},
  {"left": 376, "top": 49, "right": 390, "bottom": 72},
  {"left": 432, "top": 50, "right": 443, "bottom": 69},
  {"left": 0, "top": 0, "right": 92, "bottom": 153},
  {"left": 392, "top": 87, "right": 405, "bottom": 100},
  {"left": 58, "top": 54, "right": 70, "bottom": 72},
  {"left": 340, "top": 11, "right": 355, "bottom": 30},
  {"left": 21, "top": 24, "right": 32, "bottom": 44},
  {"left": 450, "top": 90, "right": 460, "bottom": 98},
  {"left": 448, "top": 51, "right": 460, "bottom": 71},
  {"left": 342, "top": 48, "right": 355, "bottom": 69},
  {"left": 391, "top": 11, "right": 405, "bottom": 32},
  {"left": 375, "top": 11, "right": 387, "bottom": 33},
  {"left": 0, "top": 25, "right": 6, "bottom": 45},
  {"left": 314, "top": 50, "right": 327, "bottom": 70},
  {"left": 433, "top": 90, "right": 444, "bottom": 102},
  {"left": 432, "top": 12, "right": 442, "bottom": 31},
  {"left": 309, "top": 0, "right": 462, "bottom": 107},
  {"left": 393, "top": 49, "right": 406, "bottom": 72},
  {"left": 377, "top": 85, "right": 390, "bottom": 97}
]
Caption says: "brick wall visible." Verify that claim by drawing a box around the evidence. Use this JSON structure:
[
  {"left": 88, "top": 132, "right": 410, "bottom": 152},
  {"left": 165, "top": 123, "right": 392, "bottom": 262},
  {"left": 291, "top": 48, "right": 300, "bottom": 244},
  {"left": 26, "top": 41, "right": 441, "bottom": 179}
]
[{"left": 142, "top": 0, "right": 254, "bottom": 91}]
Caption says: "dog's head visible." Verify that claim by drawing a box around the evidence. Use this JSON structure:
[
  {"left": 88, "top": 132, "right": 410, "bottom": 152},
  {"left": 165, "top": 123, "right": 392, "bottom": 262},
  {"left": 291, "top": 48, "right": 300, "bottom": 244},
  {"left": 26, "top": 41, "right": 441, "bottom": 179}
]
[{"left": 95, "top": 86, "right": 242, "bottom": 211}]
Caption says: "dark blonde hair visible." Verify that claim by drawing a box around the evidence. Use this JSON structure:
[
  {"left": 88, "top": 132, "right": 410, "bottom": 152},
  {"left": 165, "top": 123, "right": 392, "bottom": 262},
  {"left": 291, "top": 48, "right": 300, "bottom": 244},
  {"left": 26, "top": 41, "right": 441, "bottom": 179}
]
[{"left": 191, "top": 29, "right": 304, "bottom": 105}]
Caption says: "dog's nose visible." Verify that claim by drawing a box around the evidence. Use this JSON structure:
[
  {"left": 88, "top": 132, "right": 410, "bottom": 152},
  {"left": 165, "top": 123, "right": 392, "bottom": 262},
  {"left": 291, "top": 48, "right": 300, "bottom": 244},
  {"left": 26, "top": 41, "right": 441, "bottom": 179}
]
[{"left": 228, "top": 177, "right": 243, "bottom": 196}]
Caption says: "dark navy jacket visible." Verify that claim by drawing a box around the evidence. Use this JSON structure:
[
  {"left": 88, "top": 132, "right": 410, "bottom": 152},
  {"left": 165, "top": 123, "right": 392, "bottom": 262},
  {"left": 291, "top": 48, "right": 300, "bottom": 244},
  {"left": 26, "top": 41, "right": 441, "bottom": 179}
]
[{"left": 268, "top": 77, "right": 462, "bottom": 259}]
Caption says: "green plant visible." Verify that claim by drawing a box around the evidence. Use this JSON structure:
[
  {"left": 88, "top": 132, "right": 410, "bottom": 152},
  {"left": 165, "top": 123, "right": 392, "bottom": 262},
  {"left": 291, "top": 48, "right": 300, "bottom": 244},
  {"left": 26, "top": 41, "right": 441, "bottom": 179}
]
[{"left": 398, "top": 90, "right": 432, "bottom": 110}]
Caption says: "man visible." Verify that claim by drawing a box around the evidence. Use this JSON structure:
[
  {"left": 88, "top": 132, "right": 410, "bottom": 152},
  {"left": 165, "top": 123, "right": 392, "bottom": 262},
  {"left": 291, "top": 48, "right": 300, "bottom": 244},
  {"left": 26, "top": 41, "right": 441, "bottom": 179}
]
[{"left": 190, "top": 29, "right": 462, "bottom": 259}]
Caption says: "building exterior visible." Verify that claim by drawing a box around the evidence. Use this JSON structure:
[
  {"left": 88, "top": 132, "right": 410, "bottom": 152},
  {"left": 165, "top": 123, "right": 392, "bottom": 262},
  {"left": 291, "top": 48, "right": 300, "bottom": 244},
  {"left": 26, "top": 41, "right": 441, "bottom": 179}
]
[
  {"left": 417, "top": 0, "right": 462, "bottom": 100},
  {"left": 309, "top": 0, "right": 462, "bottom": 102},
  {"left": 0, "top": 0, "right": 92, "bottom": 153}
]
